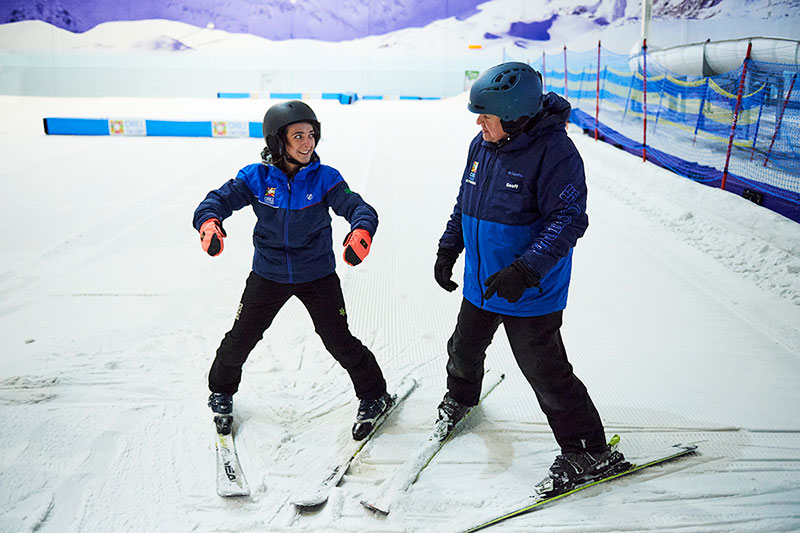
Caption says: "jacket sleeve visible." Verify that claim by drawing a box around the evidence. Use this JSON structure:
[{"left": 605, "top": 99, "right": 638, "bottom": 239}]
[
  {"left": 192, "top": 171, "right": 254, "bottom": 230},
  {"left": 325, "top": 178, "right": 379, "bottom": 237},
  {"left": 438, "top": 137, "right": 481, "bottom": 254},
  {"left": 437, "top": 184, "right": 465, "bottom": 255},
  {"left": 518, "top": 136, "right": 589, "bottom": 277}
]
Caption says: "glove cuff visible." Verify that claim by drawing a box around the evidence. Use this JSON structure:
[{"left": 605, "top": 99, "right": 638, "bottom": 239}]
[
  {"left": 511, "top": 260, "right": 541, "bottom": 288},
  {"left": 343, "top": 228, "right": 371, "bottom": 246},
  {"left": 201, "top": 218, "right": 227, "bottom": 237},
  {"left": 437, "top": 247, "right": 459, "bottom": 262}
]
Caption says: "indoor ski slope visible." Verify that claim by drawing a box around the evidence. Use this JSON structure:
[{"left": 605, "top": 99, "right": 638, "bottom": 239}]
[{"left": 1, "top": 95, "right": 799, "bottom": 532}]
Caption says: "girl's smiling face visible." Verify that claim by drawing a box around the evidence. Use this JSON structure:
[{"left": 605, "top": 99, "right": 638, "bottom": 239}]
[{"left": 284, "top": 122, "right": 316, "bottom": 165}]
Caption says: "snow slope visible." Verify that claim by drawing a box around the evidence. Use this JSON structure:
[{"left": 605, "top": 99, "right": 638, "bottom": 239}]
[{"left": 1, "top": 94, "right": 799, "bottom": 532}]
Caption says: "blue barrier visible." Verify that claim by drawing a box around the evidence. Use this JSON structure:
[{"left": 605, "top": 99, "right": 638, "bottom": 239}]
[
  {"left": 43, "top": 117, "right": 263, "bottom": 138},
  {"left": 216, "top": 91, "right": 359, "bottom": 104},
  {"left": 43, "top": 117, "right": 109, "bottom": 135},
  {"left": 43, "top": 92, "right": 442, "bottom": 139},
  {"left": 359, "top": 95, "right": 442, "bottom": 101},
  {"left": 216, "top": 92, "right": 437, "bottom": 103},
  {"left": 269, "top": 92, "right": 304, "bottom": 99}
]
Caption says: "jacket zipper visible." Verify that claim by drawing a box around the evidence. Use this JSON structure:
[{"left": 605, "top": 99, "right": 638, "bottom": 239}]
[
  {"left": 284, "top": 179, "right": 293, "bottom": 283},
  {"left": 476, "top": 150, "right": 496, "bottom": 308}
]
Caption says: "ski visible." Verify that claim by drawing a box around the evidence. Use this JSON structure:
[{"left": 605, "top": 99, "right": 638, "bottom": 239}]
[
  {"left": 360, "top": 371, "right": 506, "bottom": 515},
  {"left": 458, "top": 438, "right": 698, "bottom": 532},
  {"left": 215, "top": 429, "right": 250, "bottom": 497},
  {"left": 291, "top": 375, "right": 418, "bottom": 507}
]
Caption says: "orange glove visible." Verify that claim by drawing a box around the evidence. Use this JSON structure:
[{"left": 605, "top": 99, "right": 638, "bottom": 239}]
[
  {"left": 199, "top": 218, "right": 226, "bottom": 257},
  {"left": 343, "top": 229, "right": 371, "bottom": 266}
]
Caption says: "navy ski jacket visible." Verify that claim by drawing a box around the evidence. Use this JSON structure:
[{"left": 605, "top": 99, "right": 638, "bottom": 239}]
[
  {"left": 193, "top": 155, "right": 378, "bottom": 284},
  {"left": 438, "top": 93, "right": 588, "bottom": 317}
]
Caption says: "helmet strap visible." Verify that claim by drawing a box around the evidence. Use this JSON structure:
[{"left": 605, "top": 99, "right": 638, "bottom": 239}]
[
  {"left": 284, "top": 154, "right": 303, "bottom": 166},
  {"left": 260, "top": 146, "right": 273, "bottom": 165}
]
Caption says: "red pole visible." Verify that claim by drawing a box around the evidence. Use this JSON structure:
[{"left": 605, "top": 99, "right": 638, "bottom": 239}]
[
  {"left": 722, "top": 42, "right": 752, "bottom": 190},
  {"left": 642, "top": 39, "right": 648, "bottom": 162},
  {"left": 764, "top": 72, "right": 797, "bottom": 167},
  {"left": 595, "top": 40, "right": 601, "bottom": 141},
  {"left": 542, "top": 51, "right": 547, "bottom": 92}
]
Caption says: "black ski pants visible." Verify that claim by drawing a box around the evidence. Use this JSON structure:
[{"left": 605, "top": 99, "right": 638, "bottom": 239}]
[
  {"left": 208, "top": 271, "right": 386, "bottom": 400},
  {"left": 446, "top": 298, "right": 607, "bottom": 454}
]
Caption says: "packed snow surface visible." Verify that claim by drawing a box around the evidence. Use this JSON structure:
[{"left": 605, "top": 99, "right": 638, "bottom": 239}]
[{"left": 1, "top": 94, "right": 799, "bottom": 532}]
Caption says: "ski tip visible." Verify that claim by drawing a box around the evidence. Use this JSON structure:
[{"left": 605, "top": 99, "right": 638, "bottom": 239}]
[
  {"left": 360, "top": 500, "right": 389, "bottom": 515},
  {"left": 218, "top": 489, "right": 250, "bottom": 498},
  {"left": 395, "top": 376, "right": 418, "bottom": 397},
  {"left": 672, "top": 443, "right": 699, "bottom": 452},
  {"left": 292, "top": 498, "right": 325, "bottom": 508}
]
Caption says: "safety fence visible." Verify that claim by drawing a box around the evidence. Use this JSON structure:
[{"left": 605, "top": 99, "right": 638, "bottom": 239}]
[{"left": 525, "top": 43, "right": 800, "bottom": 224}]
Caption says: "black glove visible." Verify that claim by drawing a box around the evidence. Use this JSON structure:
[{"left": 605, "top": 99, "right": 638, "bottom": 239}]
[
  {"left": 434, "top": 248, "right": 459, "bottom": 292},
  {"left": 482, "top": 261, "right": 541, "bottom": 303}
]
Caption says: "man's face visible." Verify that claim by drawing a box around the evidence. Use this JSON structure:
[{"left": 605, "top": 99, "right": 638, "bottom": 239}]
[
  {"left": 284, "top": 122, "right": 316, "bottom": 164},
  {"left": 476, "top": 114, "right": 507, "bottom": 143}
]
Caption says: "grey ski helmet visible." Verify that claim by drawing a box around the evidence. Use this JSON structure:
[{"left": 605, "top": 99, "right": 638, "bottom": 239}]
[
  {"left": 262, "top": 100, "right": 321, "bottom": 157},
  {"left": 468, "top": 62, "right": 543, "bottom": 122}
]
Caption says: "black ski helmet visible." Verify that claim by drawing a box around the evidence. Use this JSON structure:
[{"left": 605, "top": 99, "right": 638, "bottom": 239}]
[
  {"left": 468, "top": 62, "right": 543, "bottom": 122},
  {"left": 262, "top": 100, "right": 321, "bottom": 157}
]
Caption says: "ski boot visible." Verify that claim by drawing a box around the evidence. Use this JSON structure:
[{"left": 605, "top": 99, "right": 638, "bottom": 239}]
[
  {"left": 352, "top": 392, "right": 393, "bottom": 440},
  {"left": 434, "top": 393, "right": 471, "bottom": 439},
  {"left": 208, "top": 392, "right": 233, "bottom": 435},
  {"left": 535, "top": 440, "right": 630, "bottom": 497}
]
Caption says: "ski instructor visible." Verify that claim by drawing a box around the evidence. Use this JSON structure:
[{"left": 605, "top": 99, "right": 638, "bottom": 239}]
[
  {"left": 193, "top": 100, "right": 392, "bottom": 440},
  {"left": 433, "top": 62, "right": 628, "bottom": 495}
]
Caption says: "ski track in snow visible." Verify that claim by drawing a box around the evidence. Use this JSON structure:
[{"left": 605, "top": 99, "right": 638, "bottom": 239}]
[{"left": 0, "top": 95, "right": 799, "bottom": 532}]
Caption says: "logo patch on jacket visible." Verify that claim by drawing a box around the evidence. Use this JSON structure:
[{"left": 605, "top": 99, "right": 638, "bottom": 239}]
[
  {"left": 467, "top": 161, "right": 479, "bottom": 185},
  {"left": 505, "top": 170, "right": 522, "bottom": 192},
  {"left": 559, "top": 184, "right": 579, "bottom": 204},
  {"left": 265, "top": 187, "right": 276, "bottom": 205}
]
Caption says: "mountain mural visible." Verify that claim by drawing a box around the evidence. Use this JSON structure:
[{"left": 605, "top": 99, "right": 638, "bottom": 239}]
[
  {"left": 5, "top": 0, "right": 796, "bottom": 43},
  {"left": 0, "top": 0, "right": 487, "bottom": 41}
]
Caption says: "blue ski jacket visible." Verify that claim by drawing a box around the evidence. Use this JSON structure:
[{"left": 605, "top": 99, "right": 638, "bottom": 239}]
[
  {"left": 193, "top": 154, "right": 378, "bottom": 284},
  {"left": 438, "top": 93, "right": 588, "bottom": 317}
]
